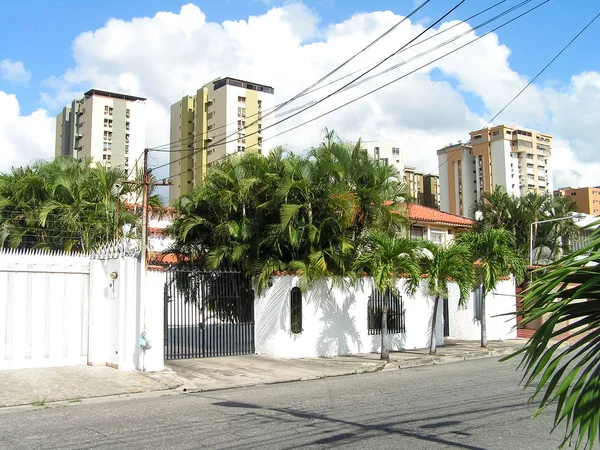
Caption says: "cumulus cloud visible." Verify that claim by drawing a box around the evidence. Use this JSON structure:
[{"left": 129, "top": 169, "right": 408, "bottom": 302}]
[
  {"left": 0, "top": 60, "right": 32, "bottom": 85},
  {"left": 0, "top": 2, "right": 594, "bottom": 188},
  {"left": 0, "top": 92, "right": 55, "bottom": 171}
]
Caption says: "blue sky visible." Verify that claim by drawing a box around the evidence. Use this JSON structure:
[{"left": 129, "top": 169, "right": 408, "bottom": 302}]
[{"left": 1, "top": 0, "right": 598, "bottom": 116}]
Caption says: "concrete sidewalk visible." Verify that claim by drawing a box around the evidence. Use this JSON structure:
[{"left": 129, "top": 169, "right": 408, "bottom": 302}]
[{"left": 0, "top": 339, "right": 526, "bottom": 408}]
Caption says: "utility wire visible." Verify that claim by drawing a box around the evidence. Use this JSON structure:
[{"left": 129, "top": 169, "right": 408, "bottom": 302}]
[
  {"left": 166, "top": 0, "right": 549, "bottom": 182},
  {"left": 149, "top": 0, "right": 434, "bottom": 153},
  {"left": 431, "top": 8, "right": 599, "bottom": 177},
  {"left": 154, "top": 0, "right": 518, "bottom": 155},
  {"left": 153, "top": 0, "right": 466, "bottom": 173}
]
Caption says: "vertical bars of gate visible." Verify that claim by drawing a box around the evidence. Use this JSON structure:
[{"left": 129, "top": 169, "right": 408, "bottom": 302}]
[
  {"left": 367, "top": 288, "right": 405, "bottom": 335},
  {"left": 163, "top": 267, "right": 255, "bottom": 359}
]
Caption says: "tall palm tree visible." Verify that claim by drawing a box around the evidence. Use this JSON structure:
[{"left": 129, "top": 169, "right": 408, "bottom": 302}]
[
  {"left": 354, "top": 232, "right": 421, "bottom": 361},
  {"left": 503, "top": 225, "right": 600, "bottom": 449},
  {"left": 418, "top": 240, "right": 475, "bottom": 354},
  {"left": 455, "top": 227, "right": 526, "bottom": 348}
]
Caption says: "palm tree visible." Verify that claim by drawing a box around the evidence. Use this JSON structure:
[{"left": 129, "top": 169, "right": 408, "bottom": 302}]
[
  {"left": 503, "top": 225, "right": 600, "bottom": 449},
  {"left": 354, "top": 232, "right": 421, "bottom": 361},
  {"left": 455, "top": 227, "right": 526, "bottom": 348},
  {"left": 418, "top": 240, "right": 475, "bottom": 354}
]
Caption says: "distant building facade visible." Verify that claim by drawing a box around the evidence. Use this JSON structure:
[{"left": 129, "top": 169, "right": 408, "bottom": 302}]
[
  {"left": 554, "top": 186, "right": 600, "bottom": 216},
  {"left": 55, "top": 89, "right": 146, "bottom": 175},
  {"left": 169, "top": 77, "right": 275, "bottom": 203},
  {"left": 360, "top": 141, "right": 403, "bottom": 175},
  {"left": 423, "top": 174, "right": 440, "bottom": 209},
  {"left": 438, "top": 125, "right": 552, "bottom": 217}
]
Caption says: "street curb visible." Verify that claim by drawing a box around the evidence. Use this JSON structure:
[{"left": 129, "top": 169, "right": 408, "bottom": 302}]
[{"left": 397, "top": 347, "right": 521, "bottom": 369}]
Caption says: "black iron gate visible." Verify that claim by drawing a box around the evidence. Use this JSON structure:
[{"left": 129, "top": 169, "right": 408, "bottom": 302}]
[{"left": 164, "top": 268, "right": 255, "bottom": 359}]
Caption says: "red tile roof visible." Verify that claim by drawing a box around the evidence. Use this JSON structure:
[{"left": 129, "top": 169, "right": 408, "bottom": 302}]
[{"left": 406, "top": 204, "right": 474, "bottom": 227}]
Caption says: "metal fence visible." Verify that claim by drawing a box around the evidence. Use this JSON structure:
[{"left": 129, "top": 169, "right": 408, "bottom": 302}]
[
  {"left": 367, "top": 289, "right": 405, "bottom": 335},
  {"left": 164, "top": 268, "right": 255, "bottom": 359}
]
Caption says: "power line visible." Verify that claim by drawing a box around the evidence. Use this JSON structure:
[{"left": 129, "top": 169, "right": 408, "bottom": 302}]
[
  {"left": 166, "top": 0, "right": 549, "bottom": 183},
  {"left": 150, "top": 0, "right": 510, "bottom": 155},
  {"left": 148, "top": 0, "right": 434, "bottom": 153},
  {"left": 153, "top": 0, "right": 466, "bottom": 173},
  {"left": 431, "top": 7, "right": 599, "bottom": 178}
]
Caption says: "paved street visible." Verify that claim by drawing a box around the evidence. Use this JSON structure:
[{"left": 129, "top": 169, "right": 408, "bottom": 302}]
[{"left": 0, "top": 357, "right": 563, "bottom": 449}]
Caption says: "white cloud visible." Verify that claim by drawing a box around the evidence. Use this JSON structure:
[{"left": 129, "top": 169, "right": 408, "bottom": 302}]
[
  {"left": 0, "top": 60, "right": 32, "bottom": 85},
  {"left": 0, "top": 92, "right": 55, "bottom": 171},
  {"left": 4, "top": 2, "right": 595, "bottom": 189}
]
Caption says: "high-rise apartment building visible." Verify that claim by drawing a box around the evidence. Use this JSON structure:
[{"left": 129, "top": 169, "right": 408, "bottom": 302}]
[
  {"left": 360, "top": 142, "right": 403, "bottom": 175},
  {"left": 554, "top": 186, "right": 600, "bottom": 216},
  {"left": 423, "top": 174, "right": 440, "bottom": 209},
  {"left": 55, "top": 89, "right": 146, "bottom": 175},
  {"left": 403, "top": 166, "right": 424, "bottom": 204},
  {"left": 169, "top": 77, "right": 275, "bottom": 203},
  {"left": 438, "top": 125, "right": 552, "bottom": 217}
]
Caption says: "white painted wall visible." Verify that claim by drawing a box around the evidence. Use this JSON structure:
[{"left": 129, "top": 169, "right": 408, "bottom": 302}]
[
  {"left": 88, "top": 256, "right": 165, "bottom": 372},
  {"left": 255, "top": 276, "right": 444, "bottom": 358},
  {"left": 256, "top": 276, "right": 516, "bottom": 358},
  {"left": 447, "top": 277, "right": 517, "bottom": 341},
  {"left": 0, "top": 250, "right": 90, "bottom": 370}
]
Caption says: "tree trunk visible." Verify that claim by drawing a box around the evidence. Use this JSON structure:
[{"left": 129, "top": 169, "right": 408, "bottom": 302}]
[
  {"left": 480, "top": 286, "right": 488, "bottom": 349},
  {"left": 430, "top": 296, "right": 440, "bottom": 354},
  {"left": 380, "top": 290, "right": 390, "bottom": 361}
]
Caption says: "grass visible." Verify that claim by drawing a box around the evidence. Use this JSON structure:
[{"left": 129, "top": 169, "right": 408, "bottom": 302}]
[{"left": 32, "top": 396, "right": 47, "bottom": 407}]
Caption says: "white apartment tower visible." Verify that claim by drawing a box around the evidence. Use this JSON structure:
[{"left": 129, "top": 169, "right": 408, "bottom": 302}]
[
  {"left": 55, "top": 89, "right": 146, "bottom": 175},
  {"left": 360, "top": 141, "right": 404, "bottom": 176},
  {"left": 169, "top": 77, "right": 275, "bottom": 203},
  {"left": 437, "top": 125, "right": 553, "bottom": 217}
]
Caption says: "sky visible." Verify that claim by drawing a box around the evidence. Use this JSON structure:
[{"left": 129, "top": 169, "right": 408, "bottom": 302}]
[{"left": 0, "top": 0, "right": 599, "bottom": 193}]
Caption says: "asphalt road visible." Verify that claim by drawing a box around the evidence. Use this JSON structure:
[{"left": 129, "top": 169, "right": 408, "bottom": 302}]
[{"left": 0, "top": 357, "right": 564, "bottom": 449}]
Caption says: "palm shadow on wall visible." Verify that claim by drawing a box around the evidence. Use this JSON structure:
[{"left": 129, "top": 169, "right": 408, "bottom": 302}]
[
  {"left": 255, "top": 277, "right": 294, "bottom": 348},
  {"left": 308, "top": 281, "right": 363, "bottom": 357}
]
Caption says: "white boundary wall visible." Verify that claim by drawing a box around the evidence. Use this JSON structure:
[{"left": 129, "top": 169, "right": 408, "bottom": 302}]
[
  {"left": 255, "top": 276, "right": 444, "bottom": 358},
  {"left": 447, "top": 278, "right": 517, "bottom": 341},
  {"left": 0, "top": 247, "right": 165, "bottom": 372},
  {"left": 255, "top": 275, "right": 516, "bottom": 358},
  {"left": 0, "top": 250, "right": 90, "bottom": 370}
]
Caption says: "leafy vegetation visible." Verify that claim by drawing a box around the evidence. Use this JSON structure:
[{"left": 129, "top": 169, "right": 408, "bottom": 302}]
[
  {"left": 503, "top": 225, "right": 600, "bottom": 449},
  {"left": 472, "top": 186, "right": 581, "bottom": 261},
  {"left": 455, "top": 227, "right": 526, "bottom": 348},
  {"left": 0, "top": 156, "right": 161, "bottom": 252},
  {"left": 168, "top": 131, "right": 410, "bottom": 293},
  {"left": 418, "top": 240, "right": 475, "bottom": 354}
]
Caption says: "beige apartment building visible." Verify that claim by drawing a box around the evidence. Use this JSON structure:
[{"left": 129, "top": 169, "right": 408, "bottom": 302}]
[
  {"left": 554, "top": 186, "right": 600, "bottom": 215},
  {"left": 169, "top": 77, "right": 275, "bottom": 203},
  {"left": 403, "top": 166, "right": 424, "bottom": 204},
  {"left": 55, "top": 89, "right": 146, "bottom": 175},
  {"left": 402, "top": 167, "right": 439, "bottom": 209},
  {"left": 438, "top": 125, "right": 552, "bottom": 217}
]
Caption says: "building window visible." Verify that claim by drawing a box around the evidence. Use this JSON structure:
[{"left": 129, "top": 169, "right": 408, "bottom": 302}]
[
  {"left": 410, "top": 226, "right": 425, "bottom": 239},
  {"left": 125, "top": 145, "right": 129, "bottom": 154},
  {"left": 430, "top": 230, "right": 445, "bottom": 244},
  {"left": 367, "top": 289, "right": 404, "bottom": 335},
  {"left": 238, "top": 107, "right": 246, "bottom": 118},
  {"left": 207, "top": 112, "right": 214, "bottom": 120},
  {"left": 374, "top": 147, "right": 380, "bottom": 159},
  {"left": 126, "top": 109, "right": 130, "bottom": 118},
  {"left": 290, "top": 287, "right": 302, "bottom": 334},
  {"left": 493, "top": 131, "right": 499, "bottom": 136},
  {"left": 104, "top": 105, "right": 109, "bottom": 114},
  {"left": 238, "top": 96, "right": 246, "bottom": 103},
  {"left": 126, "top": 122, "right": 130, "bottom": 131},
  {"left": 125, "top": 134, "right": 130, "bottom": 144},
  {"left": 392, "top": 147, "right": 400, "bottom": 155},
  {"left": 474, "top": 134, "right": 482, "bottom": 139}
]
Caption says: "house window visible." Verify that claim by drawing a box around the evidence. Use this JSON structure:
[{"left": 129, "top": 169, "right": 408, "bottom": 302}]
[
  {"left": 290, "top": 287, "right": 302, "bottom": 334},
  {"left": 410, "top": 226, "right": 425, "bottom": 239},
  {"left": 430, "top": 229, "right": 445, "bottom": 244},
  {"left": 367, "top": 289, "right": 404, "bottom": 335}
]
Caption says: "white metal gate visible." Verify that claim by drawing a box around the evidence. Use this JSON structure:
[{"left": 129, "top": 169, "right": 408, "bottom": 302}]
[{"left": 0, "top": 250, "right": 90, "bottom": 370}]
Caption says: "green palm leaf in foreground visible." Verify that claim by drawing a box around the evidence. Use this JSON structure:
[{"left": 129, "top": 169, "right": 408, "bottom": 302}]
[{"left": 502, "top": 225, "right": 600, "bottom": 449}]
